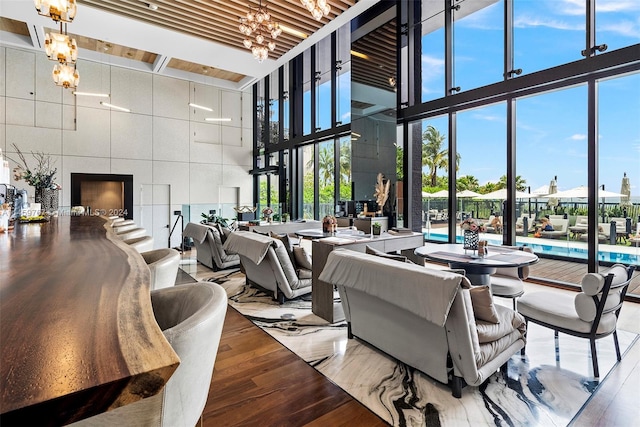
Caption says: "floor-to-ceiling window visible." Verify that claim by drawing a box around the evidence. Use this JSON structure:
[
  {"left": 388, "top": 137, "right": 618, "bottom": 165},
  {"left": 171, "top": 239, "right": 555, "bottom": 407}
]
[
  {"left": 399, "top": 0, "right": 640, "bottom": 282},
  {"left": 515, "top": 85, "right": 588, "bottom": 278},
  {"left": 453, "top": 0, "right": 504, "bottom": 92},
  {"left": 302, "top": 144, "right": 315, "bottom": 219},
  {"left": 598, "top": 73, "right": 640, "bottom": 265}
]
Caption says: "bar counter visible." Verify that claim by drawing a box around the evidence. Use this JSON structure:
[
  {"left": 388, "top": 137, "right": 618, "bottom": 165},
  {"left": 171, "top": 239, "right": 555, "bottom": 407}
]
[{"left": 0, "top": 216, "right": 179, "bottom": 426}]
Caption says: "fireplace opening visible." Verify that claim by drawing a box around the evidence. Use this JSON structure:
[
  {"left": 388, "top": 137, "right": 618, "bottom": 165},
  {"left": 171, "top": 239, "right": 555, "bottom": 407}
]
[{"left": 71, "top": 173, "right": 133, "bottom": 219}]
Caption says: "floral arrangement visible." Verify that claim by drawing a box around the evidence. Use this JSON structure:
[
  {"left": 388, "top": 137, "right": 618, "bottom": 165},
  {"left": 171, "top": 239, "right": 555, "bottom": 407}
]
[
  {"left": 262, "top": 207, "right": 273, "bottom": 216},
  {"left": 322, "top": 215, "right": 337, "bottom": 225},
  {"left": 322, "top": 215, "right": 337, "bottom": 232},
  {"left": 10, "top": 143, "right": 59, "bottom": 190},
  {"left": 460, "top": 217, "right": 486, "bottom": 233}
]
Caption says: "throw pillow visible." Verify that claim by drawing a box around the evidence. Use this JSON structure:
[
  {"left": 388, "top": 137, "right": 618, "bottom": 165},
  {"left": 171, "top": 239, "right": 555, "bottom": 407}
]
[
  {"left": 293, "top": 246, "right": 312, "bottom": 270},
  {"left": 270, "top": 231, "right": 297, "bottom": 268},
  {"left": 468, "top": 286, "right": 500, "bottom": 324},
  {"left": 365, "top": 245, "right": 407, "bottom": 263}
]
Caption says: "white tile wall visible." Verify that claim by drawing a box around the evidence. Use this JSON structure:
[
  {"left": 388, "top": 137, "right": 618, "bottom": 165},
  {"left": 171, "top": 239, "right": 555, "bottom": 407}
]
[
  {"left": 111, "top": 112, "right": 153, "bottom": 160},
  {"left": 111, "top": 67, "right": 153, "bottom": 115},
  {"left": 153, "top": 117, "right": 190, "bottom": 162},
  {"left": 1, "top": 46, "right": 253, "bottom": 246},
  {"left": 153, "top": 75, "right": 189, "bottom": 120}
]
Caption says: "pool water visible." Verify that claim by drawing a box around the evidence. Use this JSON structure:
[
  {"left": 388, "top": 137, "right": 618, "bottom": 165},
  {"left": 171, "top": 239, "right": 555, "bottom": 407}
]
[{"left": 425, "top": 231, "right": 640, "bottom": 265}]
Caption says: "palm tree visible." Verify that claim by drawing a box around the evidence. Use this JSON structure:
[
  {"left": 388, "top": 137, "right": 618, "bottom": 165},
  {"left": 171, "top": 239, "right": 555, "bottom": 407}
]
[
  {"left": 339, "top": 141, "right": 351, "bottom": 184},
  {"left": 422, "top": 125, "right": 459, "bottom": 187},
  {"left": 317, "top": 146, "right": 334, "bottom": 185},
  {"left": 497, "top": 175, "right": 527, "bottom": 191},
  {"left": 457, "top": 175, "right": 479, "bottom": 192}
]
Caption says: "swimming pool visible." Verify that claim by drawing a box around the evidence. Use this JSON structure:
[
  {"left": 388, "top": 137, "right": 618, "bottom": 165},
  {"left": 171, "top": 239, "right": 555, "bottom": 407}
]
[{"left": 424, "top": 229, "right": 640, "bottom": 265}]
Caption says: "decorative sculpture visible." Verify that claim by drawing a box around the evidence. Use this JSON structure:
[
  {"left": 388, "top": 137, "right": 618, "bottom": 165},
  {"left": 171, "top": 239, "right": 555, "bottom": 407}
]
[{"left": 373, "top": 173, "right": 390, "bottom": 214}]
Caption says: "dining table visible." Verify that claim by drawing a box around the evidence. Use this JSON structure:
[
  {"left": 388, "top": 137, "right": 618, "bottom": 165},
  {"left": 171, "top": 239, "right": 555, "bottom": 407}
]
[{"left": 415, "top": 243, "right": 539, "bottom": 286}]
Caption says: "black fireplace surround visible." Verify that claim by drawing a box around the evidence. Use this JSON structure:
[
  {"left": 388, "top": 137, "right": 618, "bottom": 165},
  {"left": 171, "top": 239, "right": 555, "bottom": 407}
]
[{"left": 70, "top": 173, "right": 133, "bottom": 220}]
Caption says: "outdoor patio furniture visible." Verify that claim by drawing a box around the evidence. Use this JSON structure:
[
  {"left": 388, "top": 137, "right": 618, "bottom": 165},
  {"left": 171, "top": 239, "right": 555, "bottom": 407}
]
[{"left": 540, "top": 218, "right": 569, "bottom": 239}]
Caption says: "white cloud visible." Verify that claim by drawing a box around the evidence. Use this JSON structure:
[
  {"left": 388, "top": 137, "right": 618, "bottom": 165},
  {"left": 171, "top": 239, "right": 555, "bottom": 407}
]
[
  {"left": 341, "top": 111, "right": 351, "bottom": 121},
  {"left": 598, "top": 21, "right": 640, "bottom": 39},
  {"left": 569, "top": 134, "right": 587, "bottom": 141},
  {"left": 514, "top": 15, "right": 584, "bottom": 31},
  {"left": 596, "top": 0, "right": 640, "bottom": 13},
  {"left": 473, "top": 113, "right": 503, "bottom": 122}
]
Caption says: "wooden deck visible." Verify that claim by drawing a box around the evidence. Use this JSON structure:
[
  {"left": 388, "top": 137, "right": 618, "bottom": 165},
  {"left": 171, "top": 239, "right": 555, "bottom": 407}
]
[{"left": 528, "top": 258, "right": 640, "bottom": 297}]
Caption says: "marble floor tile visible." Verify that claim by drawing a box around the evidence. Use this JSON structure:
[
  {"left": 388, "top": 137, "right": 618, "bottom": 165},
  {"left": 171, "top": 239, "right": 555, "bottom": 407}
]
[{"left": 195, "top": 266, "right": 638, "bottom": 427}]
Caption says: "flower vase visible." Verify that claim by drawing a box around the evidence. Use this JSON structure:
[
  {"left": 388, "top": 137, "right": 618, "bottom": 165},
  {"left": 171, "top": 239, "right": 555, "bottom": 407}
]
[
  {"left": 463, "top": 230, "right": 479, "bottom": 252},
  {"left": 35, "top": 187, "right": 59, "bottom": 213}
]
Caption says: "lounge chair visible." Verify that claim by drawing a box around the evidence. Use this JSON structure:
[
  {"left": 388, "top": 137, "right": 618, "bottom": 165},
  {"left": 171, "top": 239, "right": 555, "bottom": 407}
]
[{"left": 540, "top": 218, "right": 569, "bottom": 239}]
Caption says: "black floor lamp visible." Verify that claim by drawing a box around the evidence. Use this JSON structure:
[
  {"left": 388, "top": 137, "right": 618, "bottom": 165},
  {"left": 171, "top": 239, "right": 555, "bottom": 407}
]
[{"left": 169, "top": 210, "right": 184, "bottom": 253}]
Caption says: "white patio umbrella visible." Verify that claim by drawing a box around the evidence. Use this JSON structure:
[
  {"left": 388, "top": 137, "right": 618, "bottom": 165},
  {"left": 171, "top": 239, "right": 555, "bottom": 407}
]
[
  {"left": 550, "top": 186, "right": 625, "bottom": 199},
  {"left": 423, "top": 189, "right": 449, "bottom": 198},
  {"left": 456, "top": 189, "right": 481, "bottom": 198},
  {"left": 456, "top": 190, "right": 481, "bottom": 219},
  {"left": 475, "top": 188, "right": 532, "bottom": 200},
  {"left": 422, "top": 190, "right": 448, "bottom": 221},
  {"left": 620, "top": 172, "right": 632, "bottom": 206}
]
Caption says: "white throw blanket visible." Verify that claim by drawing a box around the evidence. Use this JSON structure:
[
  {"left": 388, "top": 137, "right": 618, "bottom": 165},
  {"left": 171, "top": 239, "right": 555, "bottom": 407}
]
[
  {"left": 319, "top": 249, "right": 463, "bottom": 327},
  {"left": 223, "top": 231, "right": 274, "bottom": 265},
  {"left": 183, "top": 222, "right": 210, "bottom": 244}
]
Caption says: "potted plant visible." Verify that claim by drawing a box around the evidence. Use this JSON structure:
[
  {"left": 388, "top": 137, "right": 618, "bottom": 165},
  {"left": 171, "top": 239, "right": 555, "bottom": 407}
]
[{"left": 372, "top": 222, "right": 381, "bottom": 236}]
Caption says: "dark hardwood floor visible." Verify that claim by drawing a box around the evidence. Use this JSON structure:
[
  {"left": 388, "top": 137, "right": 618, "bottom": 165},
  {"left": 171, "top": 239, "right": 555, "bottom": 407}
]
[{"left": 202, "top": 306, "right": 389, "bottom": 427}]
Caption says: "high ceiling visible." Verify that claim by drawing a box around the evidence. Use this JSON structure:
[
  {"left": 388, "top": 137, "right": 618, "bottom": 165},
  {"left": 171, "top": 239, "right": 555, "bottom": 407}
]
[{"left": 0, "top": 0, "right": 378, "bottom": 90}]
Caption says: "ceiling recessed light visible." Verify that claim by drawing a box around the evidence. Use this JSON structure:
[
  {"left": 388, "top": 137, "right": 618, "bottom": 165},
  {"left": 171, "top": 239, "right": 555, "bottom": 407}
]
[
  {"left": 205, "top": 117, "right": 232, "bottom": 122},
  {"left": 351, "top": 50, "right": 369, "bottom": 60},
  {"left": 147, "top": 3, "right": 158, "bottom": 11},
  {"left": 279, "top": 24, "right": 308, "bottom": 39}
]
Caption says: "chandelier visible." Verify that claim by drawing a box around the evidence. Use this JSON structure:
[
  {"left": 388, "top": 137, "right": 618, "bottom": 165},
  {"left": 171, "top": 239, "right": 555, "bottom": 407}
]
[
  {"left": 300, "top": 0, "right": 330, "bottom": 21},
  {"left": 34, "top": 0, "right": 77, "bottom": 23},
  {"left": 44, "top": 23, "right": 78, "bottom": 64},
  {"left": 52, "top": 63, "right": 79, "bottom": 89},
  {"left": 238, "top": 1, "right": 282, "bottom": 62}
]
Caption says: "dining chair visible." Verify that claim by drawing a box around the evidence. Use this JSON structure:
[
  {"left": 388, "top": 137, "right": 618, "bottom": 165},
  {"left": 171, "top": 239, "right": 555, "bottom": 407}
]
[
  {"left": 489, "top": 246, "right": 534, "bottom": 310},
  {"left": 517, "top": 264, "right": 634, "bottom": 378},
  {"left": 141, "top": 248, "right": 181, "bottom": 290}
]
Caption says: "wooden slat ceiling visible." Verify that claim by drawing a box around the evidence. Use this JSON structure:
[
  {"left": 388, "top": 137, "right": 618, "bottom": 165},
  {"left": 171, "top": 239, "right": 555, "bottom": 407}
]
[
  {"left": 76, "top": 0, "right": 356, "bottom": 72},
  {"left": 352, "top": 19, "right": 396, "bottom": 93},
  {"left": 0, "top": 17, "right": 29, "bottom": 36}
]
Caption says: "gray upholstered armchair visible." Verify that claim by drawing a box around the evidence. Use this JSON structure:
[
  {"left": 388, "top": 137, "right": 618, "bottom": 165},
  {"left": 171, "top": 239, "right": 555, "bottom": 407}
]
[
  {"left": 223, "top": 231, "right": 312, "bottom": 303},
  {"left": 183, "top": 222, "right": 240, "bottom": 271}
]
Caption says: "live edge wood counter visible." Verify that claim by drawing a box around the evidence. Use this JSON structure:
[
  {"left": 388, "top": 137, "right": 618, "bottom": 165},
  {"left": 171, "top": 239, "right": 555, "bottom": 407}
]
[{"left": 0, "top": 216, "right": 179, "bottom": 426}]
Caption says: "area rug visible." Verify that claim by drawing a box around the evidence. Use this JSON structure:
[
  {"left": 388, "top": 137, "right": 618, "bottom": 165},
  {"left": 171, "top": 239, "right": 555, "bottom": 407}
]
[{"left": 202, "top": 268, "right": 638, "bottom": 426}]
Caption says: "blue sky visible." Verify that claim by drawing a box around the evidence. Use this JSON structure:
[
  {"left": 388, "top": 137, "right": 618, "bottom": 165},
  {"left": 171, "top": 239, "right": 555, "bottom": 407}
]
[{"left": 421, "top": 0, "right": 640, "bottom": 197}]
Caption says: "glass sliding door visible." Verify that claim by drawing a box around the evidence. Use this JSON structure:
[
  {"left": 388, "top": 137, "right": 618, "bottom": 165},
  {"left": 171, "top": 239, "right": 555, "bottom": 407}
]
[
  {"left": 318, "top": 140, "right": 335, "bottom": 217},
  {"left": 597, "top": 72, "right": 640, "bottom": 267},
  {"left": 301, "top": 144, "right": 315, "bottom": 219},
  {"left": 515, "top": 85, "right": 588, "bottom": 279},
  {"left": 420, "top": 115, "right": 449, "bottom": 242},
  {"left": 456, "top": 103, "right": 507, "bottom": 242}
]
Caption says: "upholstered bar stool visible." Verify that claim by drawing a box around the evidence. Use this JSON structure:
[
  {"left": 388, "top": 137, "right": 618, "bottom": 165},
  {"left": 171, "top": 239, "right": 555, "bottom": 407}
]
[
  {"left": 124, "top": 236, "right": 155, "bottom": 253},
  {"left": 116, "top": 228, "right": 147, "bottom": 240},
  {"left": 68, "top": 282, "right": 228, "bottom": 427},
  {"left": 141, "top": 248, "right": 181, "bottom": 290},
  {"left": 111, "top": 221, "right": 137, "bottom": 232}
]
